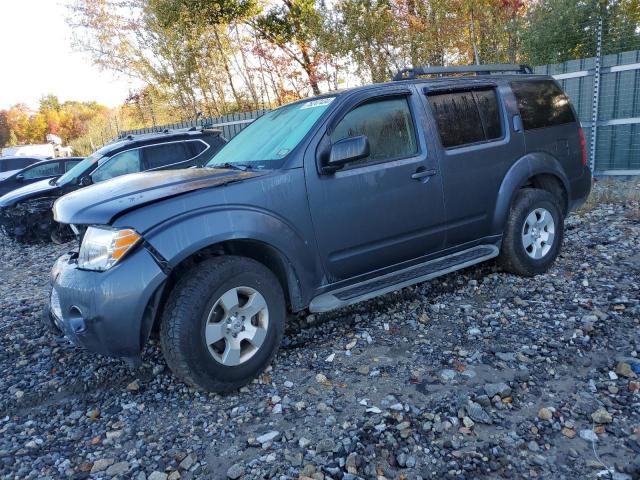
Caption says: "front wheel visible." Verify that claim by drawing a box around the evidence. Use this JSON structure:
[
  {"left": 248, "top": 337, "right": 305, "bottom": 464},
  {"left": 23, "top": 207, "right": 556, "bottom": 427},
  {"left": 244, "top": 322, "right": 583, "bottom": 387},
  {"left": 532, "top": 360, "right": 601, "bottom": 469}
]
[
  {"left": 160, "top": 256, "right": 285, "bottom": 393},
  {"left": 498, "top": 188, "right": 564, "bottom": 277}
]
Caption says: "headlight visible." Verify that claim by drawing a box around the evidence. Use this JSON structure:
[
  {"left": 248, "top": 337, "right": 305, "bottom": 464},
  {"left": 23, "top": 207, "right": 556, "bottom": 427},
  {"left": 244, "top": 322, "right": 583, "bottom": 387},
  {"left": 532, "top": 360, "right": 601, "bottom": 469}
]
[{"left": 77, "top": 226, "right": 141, "bottom": 271}]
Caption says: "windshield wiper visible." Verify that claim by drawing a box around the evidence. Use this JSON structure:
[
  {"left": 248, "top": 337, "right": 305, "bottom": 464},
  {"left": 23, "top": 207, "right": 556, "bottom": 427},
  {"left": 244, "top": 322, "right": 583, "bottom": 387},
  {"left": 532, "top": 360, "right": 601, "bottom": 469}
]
[{"left": 217, "top": 162, "right": 252, "bottom": 171}]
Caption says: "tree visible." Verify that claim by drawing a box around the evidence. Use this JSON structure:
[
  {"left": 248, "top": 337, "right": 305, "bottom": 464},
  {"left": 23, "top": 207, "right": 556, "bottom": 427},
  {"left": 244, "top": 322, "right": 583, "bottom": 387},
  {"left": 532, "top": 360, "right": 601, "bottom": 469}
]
[
  {"left": 253, "top": 0, "right": 326, "bottom": 95},
  {"left": 0, "top": 111, "right": 10, "bottom": 149},
  {"left": 4, "top": 104, "right": 47, "bottom": 145},
  {"left": 69, "top": 0, "right": 264, "bottom": 116},
  {"left": 520, "top": 0, "right": 599, "bottom": 65}
]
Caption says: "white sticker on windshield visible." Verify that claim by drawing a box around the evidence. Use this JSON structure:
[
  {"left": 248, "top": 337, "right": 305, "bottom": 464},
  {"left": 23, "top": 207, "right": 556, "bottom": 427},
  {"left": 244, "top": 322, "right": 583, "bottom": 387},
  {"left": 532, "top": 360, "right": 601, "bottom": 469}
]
[{"left": 300, "top": 97, "right": 335, "bottom": 109}]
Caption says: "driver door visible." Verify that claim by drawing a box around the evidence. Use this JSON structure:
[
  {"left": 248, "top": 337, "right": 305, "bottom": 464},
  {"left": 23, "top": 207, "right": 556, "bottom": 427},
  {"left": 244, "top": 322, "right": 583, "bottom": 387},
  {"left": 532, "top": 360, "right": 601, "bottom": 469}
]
[{"left": 305, "top": 90, "right": 446, "bottom": 281}]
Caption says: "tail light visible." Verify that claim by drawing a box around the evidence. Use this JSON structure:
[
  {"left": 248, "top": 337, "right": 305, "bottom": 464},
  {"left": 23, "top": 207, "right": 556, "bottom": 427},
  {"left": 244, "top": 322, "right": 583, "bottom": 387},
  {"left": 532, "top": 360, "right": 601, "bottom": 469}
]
[{"left": 578, "top": 127, "right": 588, "bottom": 166}]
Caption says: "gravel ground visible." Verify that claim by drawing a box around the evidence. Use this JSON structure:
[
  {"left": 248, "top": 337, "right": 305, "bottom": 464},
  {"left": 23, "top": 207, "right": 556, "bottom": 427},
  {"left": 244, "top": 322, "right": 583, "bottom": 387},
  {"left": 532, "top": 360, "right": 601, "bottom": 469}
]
[{"left": 0, "top": 181, "right": 639, "bottom": 480}]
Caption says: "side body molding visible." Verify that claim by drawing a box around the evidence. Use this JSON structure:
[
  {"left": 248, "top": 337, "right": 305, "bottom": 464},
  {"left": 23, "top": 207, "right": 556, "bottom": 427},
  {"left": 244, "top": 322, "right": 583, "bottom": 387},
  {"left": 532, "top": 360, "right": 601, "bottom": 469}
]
[{"left": 491, "top": 152, "right": 570, "bottom": 234}]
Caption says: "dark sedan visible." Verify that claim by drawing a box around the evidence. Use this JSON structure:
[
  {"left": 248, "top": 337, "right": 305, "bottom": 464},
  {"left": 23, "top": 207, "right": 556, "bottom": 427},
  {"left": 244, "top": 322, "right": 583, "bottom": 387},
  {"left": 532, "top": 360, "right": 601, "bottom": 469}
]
[{"left": 0, "top": 157, "right": 83, "bottom": 196}]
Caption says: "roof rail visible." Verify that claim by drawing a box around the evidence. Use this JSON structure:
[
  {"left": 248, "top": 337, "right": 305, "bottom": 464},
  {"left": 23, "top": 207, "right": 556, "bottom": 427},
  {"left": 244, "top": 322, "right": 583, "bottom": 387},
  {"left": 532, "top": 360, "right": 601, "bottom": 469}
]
[{"left": 393, "top": 64, "right": 534, "bottom": 81}]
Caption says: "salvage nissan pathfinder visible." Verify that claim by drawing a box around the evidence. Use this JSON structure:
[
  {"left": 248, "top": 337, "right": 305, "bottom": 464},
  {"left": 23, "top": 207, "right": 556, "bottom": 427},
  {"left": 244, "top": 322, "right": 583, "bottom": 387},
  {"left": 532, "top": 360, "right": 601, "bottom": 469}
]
[{"left": 47, "top": 65, "right": 592, "bottom": 392}]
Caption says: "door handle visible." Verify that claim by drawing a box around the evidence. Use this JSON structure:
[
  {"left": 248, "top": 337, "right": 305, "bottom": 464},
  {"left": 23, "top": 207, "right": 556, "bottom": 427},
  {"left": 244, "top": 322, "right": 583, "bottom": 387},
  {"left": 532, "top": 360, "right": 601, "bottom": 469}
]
[{"left": 411, "top": 168, "right": 437, "bottom": 180}]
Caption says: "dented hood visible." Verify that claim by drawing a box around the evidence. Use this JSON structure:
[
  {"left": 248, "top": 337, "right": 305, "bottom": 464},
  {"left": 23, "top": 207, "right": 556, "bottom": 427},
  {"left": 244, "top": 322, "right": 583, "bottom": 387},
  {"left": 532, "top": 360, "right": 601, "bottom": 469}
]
[{"left": 53, "top": 168, "right": 266, "bottom": 225}]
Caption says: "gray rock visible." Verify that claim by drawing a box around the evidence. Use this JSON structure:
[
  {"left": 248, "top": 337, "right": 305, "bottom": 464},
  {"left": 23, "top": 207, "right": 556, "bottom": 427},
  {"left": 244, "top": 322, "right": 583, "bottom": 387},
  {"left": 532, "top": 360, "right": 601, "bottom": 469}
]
[
  {"left": 148, "top": 473, "right": 168, "bottom": 480},
  {"left": 579, "top": 429, "right": 598, "bottom": 442},
  {"left": 256, "top": 431, "right": 280, "bottom": 444},
  {"left": 179, "top": 453, "right": 196, "bottom": 470},
  {"left": 466, "top": 401, "right": 492, "bottom": 424},
  {"left": 105, "top": 461, "right": 130, "bottom": 476},
  {"left": 484, "top": 382, "right": 511, "bottom": 398},
  {"left": 316, "top": 438, "right": 335, "bottom": 453},
  {"left": 91, "top": 459, "right": 114, "bottom": 473},
  {"left": 226, "top": 463, "right": 244, "bottom": 479},
  {"left": 439, "top": 369, "right": 456, "bottom": 382},
  {"left": 495, "top": 352, "right": 516, "bottom": 362}
]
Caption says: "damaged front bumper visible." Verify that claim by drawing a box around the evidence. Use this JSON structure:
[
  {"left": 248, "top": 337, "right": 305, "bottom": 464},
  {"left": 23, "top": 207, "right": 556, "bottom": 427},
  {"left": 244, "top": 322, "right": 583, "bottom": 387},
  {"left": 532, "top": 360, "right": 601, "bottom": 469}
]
[
  {"left": 0, "top": 199, "right": 57, "bottom": 241},
  {"left": 47, "top": 246, "right": 168, "bottom": 360}
]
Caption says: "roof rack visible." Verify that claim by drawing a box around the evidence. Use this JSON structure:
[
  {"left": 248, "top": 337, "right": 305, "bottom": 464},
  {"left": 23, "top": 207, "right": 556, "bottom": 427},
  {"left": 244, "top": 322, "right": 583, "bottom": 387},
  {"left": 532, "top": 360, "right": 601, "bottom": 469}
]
[{"left": 393, "top": 64, "right": 533, "bottom": 81}]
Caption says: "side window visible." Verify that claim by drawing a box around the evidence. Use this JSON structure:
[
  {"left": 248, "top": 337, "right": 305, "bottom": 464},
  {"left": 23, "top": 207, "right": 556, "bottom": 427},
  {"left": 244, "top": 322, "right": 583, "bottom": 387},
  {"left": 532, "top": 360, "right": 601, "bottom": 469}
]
[
  {"left": 188, "top": 140, "right": 208, "bottom": 158},
  {"left": 143, "top": 142, "right": 189, "bottom": 170},
  {"left": 330, "top": 96, "right": 417, "bottom": 166},
  {"left": 427, "top": 88, "right": 503, "bottom": 148},
  {"left": 22, "top": 162, "right": 63, "bottom": 179},
  {"left": 91, "top": 150, "right": 141, "bottom": 183},
  {"left": 510, "top": 80, "right": 576, "bottom": 130},
  {"left": 5, "top": 158, "right": 35, "bottom": 171},
  {"left": 65, "top": 160, "right": 81, "bottom": 172},
  {"left": 474, "top": 90, "right": 502, "bottom": 140}
]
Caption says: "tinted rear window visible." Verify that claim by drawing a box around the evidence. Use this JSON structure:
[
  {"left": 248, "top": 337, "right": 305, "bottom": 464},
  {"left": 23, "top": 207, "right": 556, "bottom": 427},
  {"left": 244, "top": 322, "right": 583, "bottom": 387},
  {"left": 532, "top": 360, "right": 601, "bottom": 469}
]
[
  {"left": 144, "top": 142, "right": 189, "bottom": 169},
  {"left": 0, "top": 158, "right": 36, "bottom": 171},
  {"left": 510, "top": 80, "right": 575, "bottom": 130},
  {"left": 189, "top": 141, "right": 208, "bottom": 158},
  {"left": 427, "top": 88, "right": 502, "bottom": 148}
]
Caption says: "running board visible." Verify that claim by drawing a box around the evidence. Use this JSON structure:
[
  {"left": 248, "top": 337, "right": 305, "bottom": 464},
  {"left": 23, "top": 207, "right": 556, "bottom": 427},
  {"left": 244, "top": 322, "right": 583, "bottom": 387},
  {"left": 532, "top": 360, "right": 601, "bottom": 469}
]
[{"left": 309, "top": 245, "right": 499, "bottom": 313}]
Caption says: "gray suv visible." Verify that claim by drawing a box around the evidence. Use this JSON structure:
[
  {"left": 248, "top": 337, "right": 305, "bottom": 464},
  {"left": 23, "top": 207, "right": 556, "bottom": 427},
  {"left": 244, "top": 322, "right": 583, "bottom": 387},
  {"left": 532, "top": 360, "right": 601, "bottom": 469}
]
[{"left": 47, "top": 65, "right": 592, "bottom": 392}]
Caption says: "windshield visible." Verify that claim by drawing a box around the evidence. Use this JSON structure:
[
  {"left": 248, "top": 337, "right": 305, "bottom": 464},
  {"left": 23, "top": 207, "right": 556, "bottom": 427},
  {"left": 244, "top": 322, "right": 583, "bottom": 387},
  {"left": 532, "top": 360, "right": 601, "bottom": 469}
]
[
  {"left": 55, "top": 151, "right": 103, "bottom": 186},
  {"left": 207, "top": 96, "right": 335, "bottom": 169}
]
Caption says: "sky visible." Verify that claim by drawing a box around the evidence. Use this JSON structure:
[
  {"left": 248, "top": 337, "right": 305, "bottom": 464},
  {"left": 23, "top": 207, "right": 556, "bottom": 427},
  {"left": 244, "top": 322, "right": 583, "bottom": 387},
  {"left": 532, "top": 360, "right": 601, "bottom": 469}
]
[{"left": 0, "top": 0, "right": 139, "bottom": 110}]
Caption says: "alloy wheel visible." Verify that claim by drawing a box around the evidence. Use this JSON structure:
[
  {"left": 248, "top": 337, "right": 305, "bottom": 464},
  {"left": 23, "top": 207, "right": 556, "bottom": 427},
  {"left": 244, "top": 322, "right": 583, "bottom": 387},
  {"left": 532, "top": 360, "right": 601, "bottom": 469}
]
[
  {"left": 521, "top": 207, "right": 555, "bottom": 260},
  {"left": 204, "top": 286, "right": 269, "bottom": 366}
]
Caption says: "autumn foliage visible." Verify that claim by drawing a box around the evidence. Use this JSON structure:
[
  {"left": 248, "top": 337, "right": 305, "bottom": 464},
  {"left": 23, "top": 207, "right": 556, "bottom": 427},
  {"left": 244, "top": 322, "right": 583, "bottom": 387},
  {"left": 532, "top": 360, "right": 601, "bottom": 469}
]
[{"left": 3, "top": 0, "right": 640, "bottom": 154}]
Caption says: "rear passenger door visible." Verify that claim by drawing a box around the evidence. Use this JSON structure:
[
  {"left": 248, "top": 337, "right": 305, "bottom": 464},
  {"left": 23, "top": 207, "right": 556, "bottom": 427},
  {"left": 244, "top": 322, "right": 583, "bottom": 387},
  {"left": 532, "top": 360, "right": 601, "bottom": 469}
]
[{"left": 423, "top": 84, "right": 525, "bottom": 247}]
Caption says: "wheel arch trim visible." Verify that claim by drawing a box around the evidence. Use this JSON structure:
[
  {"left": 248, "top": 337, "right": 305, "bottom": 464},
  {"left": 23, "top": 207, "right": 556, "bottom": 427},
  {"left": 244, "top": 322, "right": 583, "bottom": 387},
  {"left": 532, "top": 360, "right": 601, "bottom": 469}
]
[
  {"left": 139, "top": 207, "right": 318, "bottom": 311},
  {"left": 491, "top": 153, "right": 570, "bottom": 234}
]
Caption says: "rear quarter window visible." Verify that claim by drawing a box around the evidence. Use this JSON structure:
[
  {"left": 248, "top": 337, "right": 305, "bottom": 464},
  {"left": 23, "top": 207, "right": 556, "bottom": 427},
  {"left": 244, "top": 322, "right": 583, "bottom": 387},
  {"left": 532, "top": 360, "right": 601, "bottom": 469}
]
[
  {"left": 143, "top": 142, "right": 189, "bottom": 169},
  {"left": 1, "top": 158, "right": 35, "bottom": 171},
  {"left": 510, "top": 80, "right": 576, "bottom": 130},
  {"left": 427, "top": 88, "right": 503, "bottom": 148}
]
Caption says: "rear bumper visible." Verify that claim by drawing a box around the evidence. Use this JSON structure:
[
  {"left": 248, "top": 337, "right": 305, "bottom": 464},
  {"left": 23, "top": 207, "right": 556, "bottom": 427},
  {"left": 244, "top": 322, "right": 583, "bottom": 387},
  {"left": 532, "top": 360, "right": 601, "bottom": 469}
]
[
  {"left": 568, "top": 165, "right": 593, "bottom": 213},
  {"left": 48, "top": 247, "right": 167, "bottom": 359}
]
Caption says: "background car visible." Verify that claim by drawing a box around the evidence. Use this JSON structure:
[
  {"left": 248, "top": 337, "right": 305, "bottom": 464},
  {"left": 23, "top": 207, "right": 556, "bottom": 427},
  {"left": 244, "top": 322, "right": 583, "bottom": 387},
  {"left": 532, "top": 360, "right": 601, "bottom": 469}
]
[
  {"left": 0, "top": 128, "right": 226, "bottom": 243},
  {"left": 0, "top": 157, "right": 83, "bottom": 196},
  {"left": 0, "top": 155, "right": 50, "bottom": 175}
]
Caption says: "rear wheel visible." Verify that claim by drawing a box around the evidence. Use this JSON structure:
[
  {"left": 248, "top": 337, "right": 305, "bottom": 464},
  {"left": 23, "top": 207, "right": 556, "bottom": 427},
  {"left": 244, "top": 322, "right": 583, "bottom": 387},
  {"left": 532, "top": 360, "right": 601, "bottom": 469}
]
[
  {"left": 498, "top": 188, "right": 564, "bottom": 276},
  {"left": 160, "top": 256, "right": 285, "bottom": 393}
]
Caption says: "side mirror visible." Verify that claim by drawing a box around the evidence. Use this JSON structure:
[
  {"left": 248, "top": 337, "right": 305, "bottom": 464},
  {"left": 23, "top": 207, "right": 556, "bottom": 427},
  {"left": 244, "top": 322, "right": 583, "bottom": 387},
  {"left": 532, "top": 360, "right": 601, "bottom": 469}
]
[
  {"left": 15, "top": 174, "right": 25, "bottom": 181},
  {"left": 323, "top": 135, "right": 370, "bottom": 173},
  {"left": 79, "top": 176, "right": 93, "bottom": 187}
]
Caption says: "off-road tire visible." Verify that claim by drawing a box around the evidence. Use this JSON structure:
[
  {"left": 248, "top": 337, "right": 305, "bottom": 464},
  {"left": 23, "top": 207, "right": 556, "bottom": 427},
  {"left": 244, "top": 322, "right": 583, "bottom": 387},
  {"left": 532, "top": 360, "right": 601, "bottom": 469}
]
[
  {"left": 498, "top": 188, "right": 564, "bottom": 277},
  {"left": 160, "top": 256, "right": 285, "bottom": 393}
]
